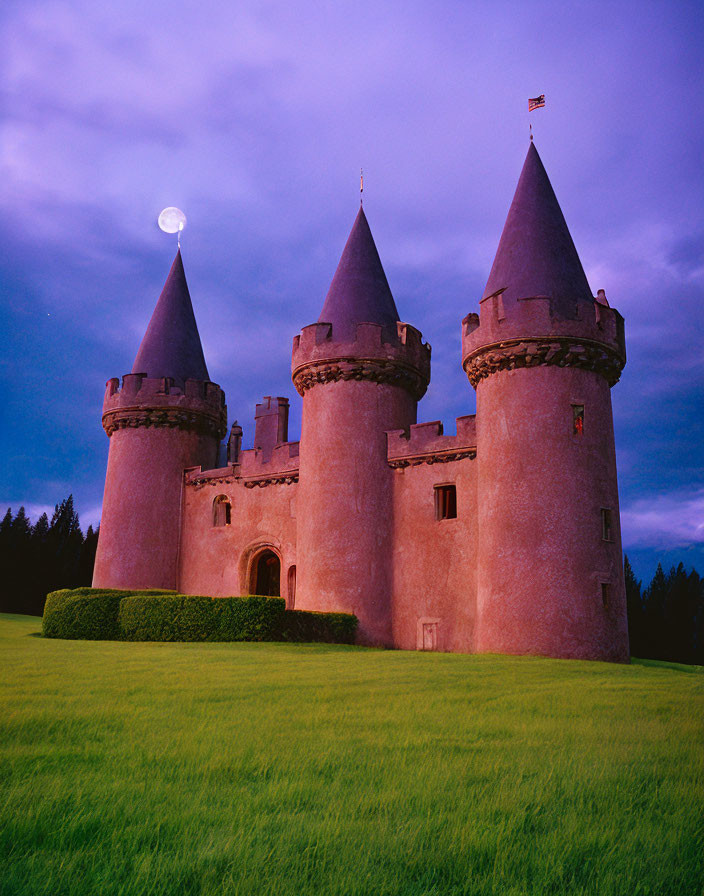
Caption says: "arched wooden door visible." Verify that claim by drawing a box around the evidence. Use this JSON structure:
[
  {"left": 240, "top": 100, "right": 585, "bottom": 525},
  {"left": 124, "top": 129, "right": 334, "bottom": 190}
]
[{"left": 253, "top": 550, "right": 281, "bottom": 596}]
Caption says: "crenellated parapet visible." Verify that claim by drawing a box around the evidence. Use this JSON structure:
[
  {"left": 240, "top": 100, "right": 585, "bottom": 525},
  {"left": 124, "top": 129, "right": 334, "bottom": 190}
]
[
  {"left": 185, "top": 440, "right": 300, "bottom": 490},
  {"left": 387, "top": 415, "right": 477, "bottom": 468},
  {"left": 291, "top": 321, "right": 431, "bottom": 400},
  {"left": 102, "top": 373, "right": 227, "bottom": 439},
  {"left": 462, "top": 292, "right": 626, "bottom": 389}
]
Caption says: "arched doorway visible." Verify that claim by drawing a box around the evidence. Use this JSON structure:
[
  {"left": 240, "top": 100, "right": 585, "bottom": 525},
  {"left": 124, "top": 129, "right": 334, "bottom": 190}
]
[{"left": 253, "top": 549, "right": 281, "bottom": 596}]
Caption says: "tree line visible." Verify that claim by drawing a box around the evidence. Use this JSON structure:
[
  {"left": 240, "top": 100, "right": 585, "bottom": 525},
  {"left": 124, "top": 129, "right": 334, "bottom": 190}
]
[
  {"left": 0, "top": 496, "right": 98, "bottom": 617},
  {"left": 0, "top": 500, "right": 702, "bottom": 664},
  {"left": 625, "top": 556, "right": 703, "bottom": 665}
]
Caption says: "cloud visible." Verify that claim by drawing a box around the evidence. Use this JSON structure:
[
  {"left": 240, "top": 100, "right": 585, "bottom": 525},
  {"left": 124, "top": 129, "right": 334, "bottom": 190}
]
[{"left": 621, "top": 488, "right": 704, "bottom": 549}]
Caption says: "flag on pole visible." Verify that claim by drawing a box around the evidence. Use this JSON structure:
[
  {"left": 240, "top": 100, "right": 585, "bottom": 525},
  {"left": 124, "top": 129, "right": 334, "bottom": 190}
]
[{"left": 528, "top": 95, "right": 545, "bottom": 112}]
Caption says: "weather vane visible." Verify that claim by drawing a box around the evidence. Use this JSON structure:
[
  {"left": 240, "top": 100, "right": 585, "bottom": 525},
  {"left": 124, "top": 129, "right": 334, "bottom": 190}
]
[{"left": 158, "top": 207, "right": 187, "bottom": 248}]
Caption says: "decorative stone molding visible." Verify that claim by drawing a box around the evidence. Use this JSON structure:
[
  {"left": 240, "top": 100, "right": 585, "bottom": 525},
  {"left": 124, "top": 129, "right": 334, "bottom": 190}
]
[
  {"left": 185, "top": 469, "right": 298, "bottom": 490},
  {"left": 388, "top": 447, "right": 477, "bottom": 469},
  {"left": 187, "top": 473, "right": 237, "bottom": 489},
  {"left": 463, "top": 336, "right": 625, "bottom": 388},
  {"left": 102, "top": 405, "right": 226, "bottom": 438},
  {"left": 292, "top": 357, "right": 428, "bottom": 400},
  {"left": 243, "top": 472, "right": 299, "bottom": 489}
]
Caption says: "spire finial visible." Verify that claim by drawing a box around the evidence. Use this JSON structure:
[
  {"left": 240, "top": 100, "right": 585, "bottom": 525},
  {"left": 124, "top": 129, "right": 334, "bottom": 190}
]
[{"left": 360, "top": 168, "right": 364, "bottom": 206}]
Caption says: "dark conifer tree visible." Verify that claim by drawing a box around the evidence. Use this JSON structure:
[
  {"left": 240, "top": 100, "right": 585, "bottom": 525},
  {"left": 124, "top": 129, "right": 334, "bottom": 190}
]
[
  {"left": 79, "top": 525, "right": 99, "bottom": 586},
  {"left": 47, "top": 495, "right": 84, "bottom": 591},
  {"left": 624, "top": 555, "right": 644, "bottom": 656},
  {"left": 0, "top": 497, "right": 100, "bottom": 615}
]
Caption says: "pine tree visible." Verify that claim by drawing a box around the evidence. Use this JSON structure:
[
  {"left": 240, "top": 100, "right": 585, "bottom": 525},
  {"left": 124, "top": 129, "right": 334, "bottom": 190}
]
[
  {"left": 624, "top": 555, "right": 643, "bottom": 657},
  {"left": 642, "top": 563, "right": 667, "bottom": 660},
  {"left": 48, "top": 495, "right": 85, "bottom": 593},
  {"left": 0, "top": 508, "right": 14, "bottom": 611},
  {"left": 79, "top": 525, "right": 99, "bottom": 586}
]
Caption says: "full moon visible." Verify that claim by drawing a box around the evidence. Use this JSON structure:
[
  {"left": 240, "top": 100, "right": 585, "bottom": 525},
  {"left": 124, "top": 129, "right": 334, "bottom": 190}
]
[{"left": 158, "top": 207, "right": 187, "bottom": 234}]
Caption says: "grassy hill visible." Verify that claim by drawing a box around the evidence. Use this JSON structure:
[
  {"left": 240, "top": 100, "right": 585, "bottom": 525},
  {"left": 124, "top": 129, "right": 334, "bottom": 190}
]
[{"left": 1, "top": 613, "right": 702, "bottom": 896}]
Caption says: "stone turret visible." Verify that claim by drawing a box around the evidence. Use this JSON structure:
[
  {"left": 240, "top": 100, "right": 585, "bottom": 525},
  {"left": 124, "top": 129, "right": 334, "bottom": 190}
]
[
  {"left": 463, "top": 143, "right": 629, "bottom": 662},
  {"left": 93, "top": 250, "right": 226, "bottom": 590},
  {"left": 293, "top": 206, "right": 430, "bottom": 645}
]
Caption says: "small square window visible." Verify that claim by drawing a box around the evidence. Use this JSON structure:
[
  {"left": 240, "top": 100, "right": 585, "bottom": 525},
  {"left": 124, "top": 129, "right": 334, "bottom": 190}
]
[
  {"left": 572, "top": 404, "right": 584, "bottom": 436},
  {"left": 601, "top": 508, "right": 613, "bottom": 542},
  {"left": 435, "top": 485, "right": 457, "bottom": 520}
]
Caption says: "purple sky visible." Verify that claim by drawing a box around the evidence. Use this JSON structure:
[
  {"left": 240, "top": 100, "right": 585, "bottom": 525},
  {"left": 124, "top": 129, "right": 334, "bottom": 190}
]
[{"left": 1, "top": 0, "right": 702, "bottom": 581}]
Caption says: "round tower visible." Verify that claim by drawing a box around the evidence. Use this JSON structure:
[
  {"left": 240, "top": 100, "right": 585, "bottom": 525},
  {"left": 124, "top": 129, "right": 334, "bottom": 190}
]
[
  {"left": 293, "top": 207, "right": 430, "bottom": 645},
  {"left": 93, "top": 250, "right": 226, "bottom": 590},
  {"left": 463, "top": 143, "right": 629, "bottom": 662}
]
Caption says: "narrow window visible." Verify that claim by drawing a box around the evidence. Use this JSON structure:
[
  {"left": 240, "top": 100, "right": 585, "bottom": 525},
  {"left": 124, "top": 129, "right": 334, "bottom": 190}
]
[
  {"left": 572, "top": 404, "right": 585, "bottom": 436},
  {"left": 601, "top": 583, "right": 610, "bottom": 609},
  {"left": 435, "top": 484, "right": 457, "bottom": 520},
  {"left": 601, "top": 508, "right": 613, "bottom": 542},
  {"left": 287, "top": 565, "right": 297, "bottom": 610},
  {"left": 212, "top": 495, "right": 231, "bottom": 527}
]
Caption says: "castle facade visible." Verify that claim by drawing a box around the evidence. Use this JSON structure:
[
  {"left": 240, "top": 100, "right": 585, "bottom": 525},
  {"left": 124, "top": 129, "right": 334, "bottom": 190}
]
[{"left": 93, "top": 143, "right": 630, "bottom": 662}]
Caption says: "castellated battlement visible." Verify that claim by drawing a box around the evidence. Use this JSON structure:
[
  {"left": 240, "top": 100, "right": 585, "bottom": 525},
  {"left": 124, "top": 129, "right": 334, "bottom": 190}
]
[
  {"left": 102, "top": 373, "right": 227, "bottom": 439},
  {"left": 462, "top": 292, "right": 626, "bottom": 389},
  {"left": 185, "top": 441, "right": 300, "bottom": 489},
  {"left": 291, "top": 320, "right": 431, "bottom": 400},
  {"left": 386, "top": 415, "right": 477, "bottom": 468}
]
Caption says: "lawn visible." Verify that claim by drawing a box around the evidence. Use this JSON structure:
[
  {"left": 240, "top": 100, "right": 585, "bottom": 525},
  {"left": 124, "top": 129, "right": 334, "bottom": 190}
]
[{"left": 1, "top": 614, "right": 702, "bottom": 896}]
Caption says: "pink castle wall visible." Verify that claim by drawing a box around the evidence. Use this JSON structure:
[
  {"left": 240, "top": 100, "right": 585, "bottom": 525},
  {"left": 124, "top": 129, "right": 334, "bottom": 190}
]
[
  {"left": 296, "top": 377, "right": 416, "bottom": 645},
  {"left": 178, "top": 473, "right": 298, "bottom": 599},
  {"left": 93, "top": 147, "right": 631, "bottom": 663},
  {"left": 93, "top": 425, "right": 217, "bottom": 590},
  {"left": 93, "top": 375, "right": 223, "bottom": 590},
  {"left": 474, "top": 365, "right": 628, "bottom": 662}
]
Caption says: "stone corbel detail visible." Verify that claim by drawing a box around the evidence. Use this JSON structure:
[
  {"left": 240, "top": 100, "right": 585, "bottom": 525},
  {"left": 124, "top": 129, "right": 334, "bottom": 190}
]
[
  {"left": 187, "top": 475, "right": 237, "bottom": 489},
  {"left": 463, "top": 336, "right": 625, "bottom": 388},
  {"left": 292, "top": 357, "right": 428, "bottom": 400},
  {"left": 102, "top": 406, "right": 227, "bottom": 439},
  {"left": 388, "top": 447, "right": 477, "bottom": 469},
  {"left": 243, "top": 472, "right": 299, "bottom": 489}
]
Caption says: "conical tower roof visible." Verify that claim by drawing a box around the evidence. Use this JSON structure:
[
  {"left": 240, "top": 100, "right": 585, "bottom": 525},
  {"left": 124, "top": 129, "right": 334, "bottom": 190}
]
[
  {"left": 482, "top": 142, "right": 594, "bottom": 318},
  {"left": 318, "top": 206, "right": 400, "bottom": 341},
  {"left": 132, "top": 249, "right": 210, "bottom": 382}
]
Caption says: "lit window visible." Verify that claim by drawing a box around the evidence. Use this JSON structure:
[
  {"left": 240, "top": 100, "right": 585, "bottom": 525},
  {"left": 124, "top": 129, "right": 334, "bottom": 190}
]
[
  {"left": 601, "top": 508, "right": 613, "bottom": 542},
  {"left": 572, "top": 405, "right": 584, "bottom": 436},
  {"left": 435, "top": 484, "right": 457, "bottom": 520},
  {"left": 213, "top": 495, "right": 231, "bottom": 527}
]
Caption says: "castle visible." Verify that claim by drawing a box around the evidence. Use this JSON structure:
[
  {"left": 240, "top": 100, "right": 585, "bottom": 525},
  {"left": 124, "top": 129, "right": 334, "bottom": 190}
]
[{"left": 92, "top": 142, "right": 630, "bottom": 662}]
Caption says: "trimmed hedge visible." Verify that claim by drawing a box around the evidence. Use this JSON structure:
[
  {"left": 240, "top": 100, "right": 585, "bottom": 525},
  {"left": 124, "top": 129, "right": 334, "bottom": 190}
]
[
  {"left": 280, "top": 610, "right": 358, "bottom": 644},
  {"left": 119, "top": 595, "right": 286, "bottom": 642},
  {"left": 42, "top": 588, "right": 174, "bottom": 640},
  {"left": 41, "top": 588, "right": 358, "bottom": 645}
]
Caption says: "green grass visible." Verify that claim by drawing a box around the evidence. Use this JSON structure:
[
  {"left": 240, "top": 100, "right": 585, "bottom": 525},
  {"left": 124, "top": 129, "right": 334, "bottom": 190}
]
[{"left": 1, "top": 614, "right": 702, "bottom": 896}]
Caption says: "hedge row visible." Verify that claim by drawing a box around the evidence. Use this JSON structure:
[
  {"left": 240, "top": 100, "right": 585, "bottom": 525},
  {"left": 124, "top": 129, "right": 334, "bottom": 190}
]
[
  {"left": 42, "top": 589, "right": 358, "bottom": 645},
  {"left": 41, "top": 588, "right": 173, "bottom": 641},
  {"left": 119, "top": 594, "right": 285, "bottom": 642},
  {"left": 280, "top": 609, "right": 358, "bottom": 644}
]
